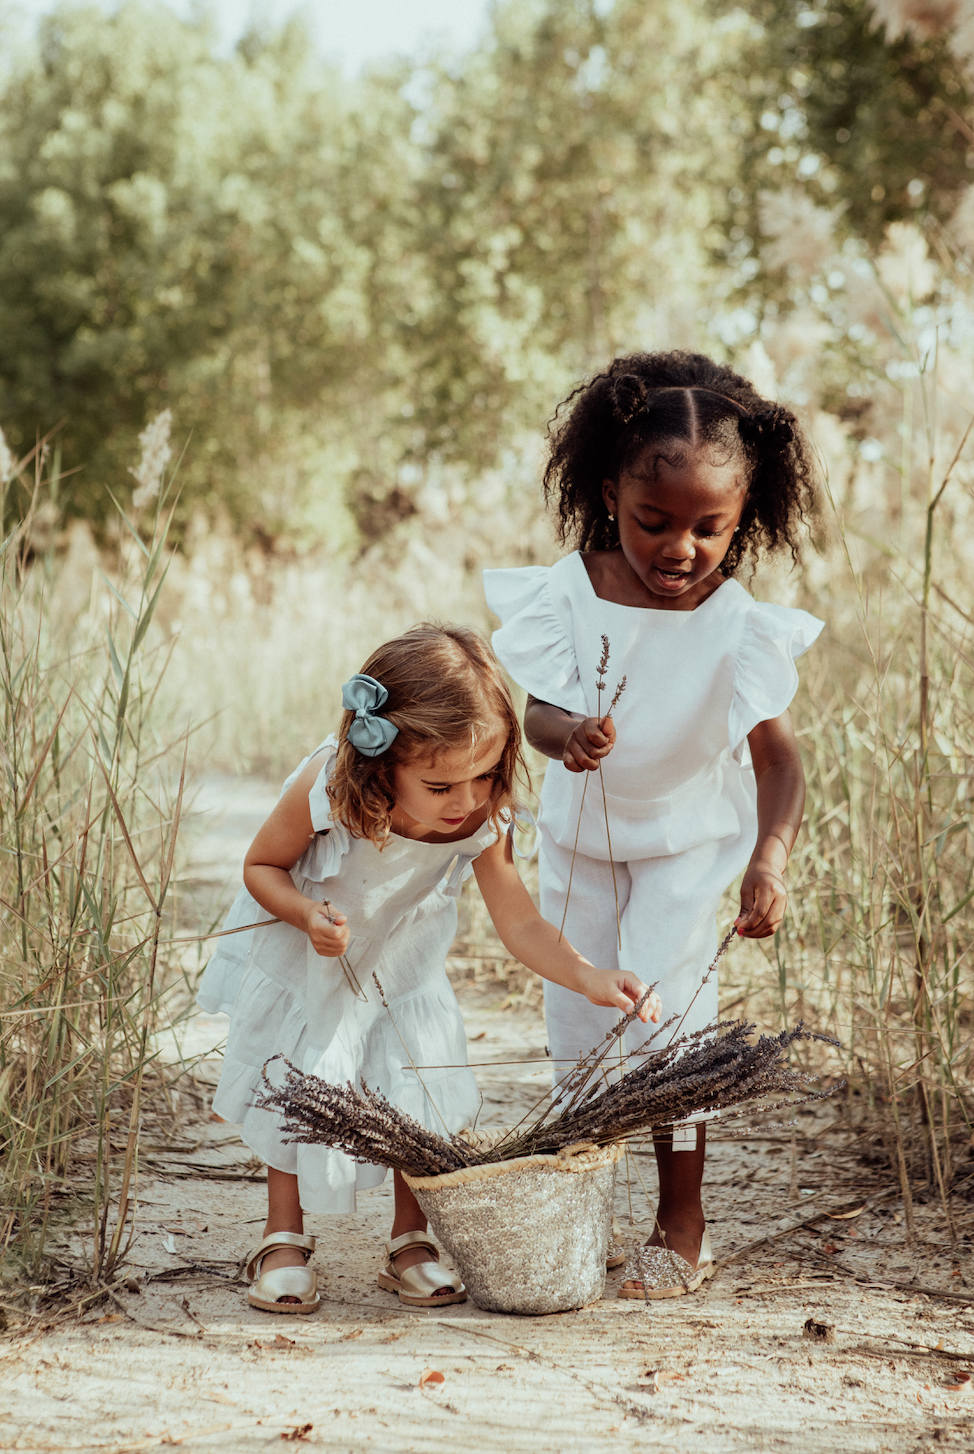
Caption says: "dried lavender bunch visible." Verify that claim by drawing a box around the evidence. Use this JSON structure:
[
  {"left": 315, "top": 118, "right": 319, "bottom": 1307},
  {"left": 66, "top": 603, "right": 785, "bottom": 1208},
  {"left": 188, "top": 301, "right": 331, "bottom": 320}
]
[
  {"left": 256, "top": 1017, "right": 838, "bottom": 1177},
  {"left": 254, "top": 1056, "right": 472, "bottom": 1178},
  {"left": 491, "top": 1019, "right": 838, "bottom": 1162}
]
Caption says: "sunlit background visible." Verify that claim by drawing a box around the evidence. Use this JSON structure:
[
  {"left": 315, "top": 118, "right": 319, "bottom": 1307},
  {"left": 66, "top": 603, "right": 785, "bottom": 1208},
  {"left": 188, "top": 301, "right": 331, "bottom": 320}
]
[{"left": 8, "top": 0, "right": 492, "bottom": 69}]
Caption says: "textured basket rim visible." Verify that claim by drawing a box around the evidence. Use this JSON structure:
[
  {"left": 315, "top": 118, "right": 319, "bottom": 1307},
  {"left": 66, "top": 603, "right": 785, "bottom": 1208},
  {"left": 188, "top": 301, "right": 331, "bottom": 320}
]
[{"left": 403, "top": 1138, "right": 625, "bottom": 1191}]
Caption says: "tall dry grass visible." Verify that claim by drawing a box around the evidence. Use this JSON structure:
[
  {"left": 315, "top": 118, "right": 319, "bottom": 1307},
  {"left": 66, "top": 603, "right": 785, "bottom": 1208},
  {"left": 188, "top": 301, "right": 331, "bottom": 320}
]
[
  {"left": 729, "top": 332, "right": 974, "bottom": 1223},
  {"left": 0, "top": 437, "right": 186, "bottom": 1289}
]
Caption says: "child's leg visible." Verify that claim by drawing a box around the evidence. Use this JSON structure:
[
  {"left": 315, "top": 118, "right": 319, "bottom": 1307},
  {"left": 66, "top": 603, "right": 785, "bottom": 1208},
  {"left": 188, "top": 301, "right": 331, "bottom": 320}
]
[
  {"left": 389, "top": 1171, "right": 455, "bottom": 1298},
  {"left": 258, "top": 1167, "right": 307, "bottom": 1301},
  {"left": 619, "top": 852, "right": 722, "bottom": 1274},
  {"left": 647, "top": 1124, "right": 707, "bottom": 1263}
]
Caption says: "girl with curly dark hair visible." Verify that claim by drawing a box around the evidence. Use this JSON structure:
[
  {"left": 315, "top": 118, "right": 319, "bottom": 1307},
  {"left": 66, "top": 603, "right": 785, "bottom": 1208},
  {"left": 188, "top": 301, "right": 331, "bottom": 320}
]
[{"left": 484, "top": 350, "right": 823, "bottom": 1299}]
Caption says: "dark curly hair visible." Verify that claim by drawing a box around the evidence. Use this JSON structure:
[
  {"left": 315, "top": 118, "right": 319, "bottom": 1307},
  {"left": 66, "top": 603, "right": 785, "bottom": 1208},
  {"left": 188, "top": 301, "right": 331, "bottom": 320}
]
[{"left": 543, "top": 350, "right": 816, "bottom": 576}]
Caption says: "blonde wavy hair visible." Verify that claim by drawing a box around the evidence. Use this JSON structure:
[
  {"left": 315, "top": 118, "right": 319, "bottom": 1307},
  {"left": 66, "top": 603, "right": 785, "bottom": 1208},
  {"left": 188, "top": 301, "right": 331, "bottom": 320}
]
[{"left": 327, "top": 623, "right": 527, "bottom": 846}]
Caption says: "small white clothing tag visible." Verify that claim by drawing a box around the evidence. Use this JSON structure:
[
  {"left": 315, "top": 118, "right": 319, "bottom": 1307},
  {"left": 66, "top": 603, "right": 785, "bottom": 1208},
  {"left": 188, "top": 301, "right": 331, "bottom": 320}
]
[{"left": 672, "top": 1123, "right": 698, "bottom": 1151}]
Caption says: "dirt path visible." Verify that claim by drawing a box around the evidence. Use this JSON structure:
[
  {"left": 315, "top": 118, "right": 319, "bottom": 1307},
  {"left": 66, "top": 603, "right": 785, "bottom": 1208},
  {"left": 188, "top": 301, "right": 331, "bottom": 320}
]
[{"left": 3, "top": 777, "right": 973, "bottom": 1452}]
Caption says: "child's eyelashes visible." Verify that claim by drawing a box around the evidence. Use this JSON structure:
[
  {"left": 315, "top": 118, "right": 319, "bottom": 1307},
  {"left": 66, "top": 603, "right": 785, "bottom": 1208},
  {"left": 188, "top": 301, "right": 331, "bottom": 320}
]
[
  {"left": 427, "top": 772, "right": 496, "bottom": 796},
  {"left": 637, "top": 521, "right": 725, "bottom": 539}
]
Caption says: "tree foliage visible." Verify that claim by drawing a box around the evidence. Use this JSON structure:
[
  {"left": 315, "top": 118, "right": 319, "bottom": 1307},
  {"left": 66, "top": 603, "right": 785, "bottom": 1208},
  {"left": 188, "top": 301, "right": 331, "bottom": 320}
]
[
  {"left": 2, "top": 0, "right": 972, "bottom": 536},
  {"left": 712, "top": 0, "right": 974, "bottom": 251}
]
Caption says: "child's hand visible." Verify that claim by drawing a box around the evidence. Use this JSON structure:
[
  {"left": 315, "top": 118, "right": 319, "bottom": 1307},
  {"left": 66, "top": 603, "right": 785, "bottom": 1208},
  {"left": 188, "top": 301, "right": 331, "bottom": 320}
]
[
  {"left": 562, "top": 714, "right": 616, "bottom": 773},
  {"left": 583, "top": 970, "right": 661, "bottom": 1023},
  {"left": 304, "top": 902, "right": 351, "bottom": 957},
  {"left": 737, "top": 863, "right": 787, "bottom": 938}
]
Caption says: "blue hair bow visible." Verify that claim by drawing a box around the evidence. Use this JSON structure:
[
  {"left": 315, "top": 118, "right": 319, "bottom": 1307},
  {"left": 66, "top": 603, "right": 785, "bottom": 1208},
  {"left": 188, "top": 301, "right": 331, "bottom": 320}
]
[{"left": 342, "top": 674, "right": 399, "bottom": 757}]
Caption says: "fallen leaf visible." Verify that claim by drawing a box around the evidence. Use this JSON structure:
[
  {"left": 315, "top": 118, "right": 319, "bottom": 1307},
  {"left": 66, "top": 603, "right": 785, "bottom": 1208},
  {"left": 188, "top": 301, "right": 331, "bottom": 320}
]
[
  {"left": 163, "top": 1234, "right": 178, "bottom": 1255},
  {"left": 340, "top": 1327, "right": 363, "bottom": 1341},
  {"left": 826, "top": 1205, "right": 866, "bottom": 1221},
  {"left": 280, "top": 1423, "right": 313, "bottom": 1441},
  {"left": 204, "top": 1393, "right": 237, "bottom": 1406},
  {"left": 209, "top": 1111, "right": 226, "bottom": 1122},
  {"left": 274, "top": 1333, "right": 295, "bottom": 1348},
  {"left": 469, "top": 1032, "right": 486, "bottom": 1041},
  {"left": 636, "top": 1369, "right": 684, "bottom": 1393},
  {"left": 195, "top": 1222, "right": 208, "bottom": 1232},
  {"left": 97, "top": 1313, "right": 124, "bottom": 1324},
  {"left": 419, "top": 1369, "right": 445, "bottom": 1388},
  {"left": 802, "top": 1317, "right": 835, "bottom": 1344},
  {"left": 822, "top": 1243, "right": 838, "bottom": 1256},
  {"left": 946, "top": 1370, "right": 972, "bottom": 1395}
]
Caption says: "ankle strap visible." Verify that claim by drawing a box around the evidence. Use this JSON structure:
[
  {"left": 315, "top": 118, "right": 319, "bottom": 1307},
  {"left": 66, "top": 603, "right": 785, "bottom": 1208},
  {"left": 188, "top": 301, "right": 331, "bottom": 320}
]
[
  {"left": 386, "top": 1229, "right": 438, "bottom": 1259},
  {"left": 245, "top": 1230, "right": 315, "bottom": 1282}
]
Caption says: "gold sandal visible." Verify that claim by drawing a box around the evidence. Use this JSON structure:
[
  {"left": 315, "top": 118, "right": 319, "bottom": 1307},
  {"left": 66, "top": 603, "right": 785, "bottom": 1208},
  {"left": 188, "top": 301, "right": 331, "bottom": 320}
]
[
  {"left": 377, "top": 1230, "right": 466, "bottom": 1308},
  {"left": 618, "top": 1228, "right": 715, "bottom": 1300},
  {"left": 245, "top": 1231, "right": 319, "bottom": 1315}
]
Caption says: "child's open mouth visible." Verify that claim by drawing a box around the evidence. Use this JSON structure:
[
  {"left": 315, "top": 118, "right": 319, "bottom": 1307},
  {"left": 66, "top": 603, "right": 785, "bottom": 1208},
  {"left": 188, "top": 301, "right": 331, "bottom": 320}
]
[{"left": 653, "top": 566, "right": 691, "bottom": 588}]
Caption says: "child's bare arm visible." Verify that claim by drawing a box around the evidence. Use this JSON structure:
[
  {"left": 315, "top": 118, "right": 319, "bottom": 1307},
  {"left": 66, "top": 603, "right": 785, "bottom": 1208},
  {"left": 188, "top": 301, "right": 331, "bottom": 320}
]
[
  {"left": 524, "top": 694, "right": 616, "bottom": 773},
  {"left": 472, "top": 834, "right": 660, "bottom": 1021},
  {"left": 243, "top": 754, "right": 351, "bottom": 958},
  {"left": 738, "top": 709, "right": 805, "bottom": 939}
]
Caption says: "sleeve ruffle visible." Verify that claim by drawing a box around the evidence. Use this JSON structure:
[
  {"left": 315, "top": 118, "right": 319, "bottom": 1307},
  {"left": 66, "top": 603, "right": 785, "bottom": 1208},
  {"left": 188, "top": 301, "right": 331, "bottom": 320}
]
[
  {"left": 483, "top": 566, "right": 586, "bottom": 713},
  {"left": 728, "top": 602, "right": 824, "bottom": 756},
  {"left": 306, "top": 737, "right": 339, "bottom": 832},
  {"left": 301, "top": 737, "right": 350, "bottom": 881},
  {"left": 295, "top": 821, "right": 351, "bottom": 883}
]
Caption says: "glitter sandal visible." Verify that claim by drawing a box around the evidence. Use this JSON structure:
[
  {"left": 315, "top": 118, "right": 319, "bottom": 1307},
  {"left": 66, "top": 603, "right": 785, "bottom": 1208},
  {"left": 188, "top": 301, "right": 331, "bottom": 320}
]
[
  {"left": 377, "top": 1230, "right": 467, "bottom": 1307},
  {"left": 245, "top": 1231, "right": 320, "bottom": 1315},
  {"left": 618, "top": 1228, "right": 714, "bottom": 1299}
]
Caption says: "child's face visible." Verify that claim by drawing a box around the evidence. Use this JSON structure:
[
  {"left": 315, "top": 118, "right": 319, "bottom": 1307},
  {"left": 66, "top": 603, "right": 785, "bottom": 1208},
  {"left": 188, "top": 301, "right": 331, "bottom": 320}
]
[
  {"left": 390, "top": 728, "right": 508, "bottom": 839},
  {"left": 602, "top": 443, "right": 747, "bottom": 608}
]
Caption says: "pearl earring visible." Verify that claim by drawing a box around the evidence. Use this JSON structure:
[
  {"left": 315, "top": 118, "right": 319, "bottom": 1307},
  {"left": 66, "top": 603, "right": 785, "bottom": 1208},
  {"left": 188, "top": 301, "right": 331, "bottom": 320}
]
[
  {"left": 608, "top": 513, "right": 615, "bottom": 522},
  {"left": 733, "top": 526, "right": 740, "bottom": 533}
]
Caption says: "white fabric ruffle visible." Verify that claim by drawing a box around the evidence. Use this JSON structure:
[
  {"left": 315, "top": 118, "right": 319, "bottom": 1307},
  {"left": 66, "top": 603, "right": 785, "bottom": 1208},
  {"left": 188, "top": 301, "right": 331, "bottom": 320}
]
[
  {"left": 728, "top": 601, "right": 823, "bottom": 757},
  {"left": 484, "top": 564, "right": 587, "bottom": 713},
  {"left": 214, "top": 964, "right": 480, "bottom": 1212}
]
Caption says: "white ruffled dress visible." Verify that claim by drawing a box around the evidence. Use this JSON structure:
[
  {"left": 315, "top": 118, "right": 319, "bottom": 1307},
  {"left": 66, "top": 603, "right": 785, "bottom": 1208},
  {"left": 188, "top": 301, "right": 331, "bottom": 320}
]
[
  {"left": 483, "top": 552, "right": 823, "bottom": 1065},
  {"left": 197, "top": 738, "right": 491, "bottom": 1213}
]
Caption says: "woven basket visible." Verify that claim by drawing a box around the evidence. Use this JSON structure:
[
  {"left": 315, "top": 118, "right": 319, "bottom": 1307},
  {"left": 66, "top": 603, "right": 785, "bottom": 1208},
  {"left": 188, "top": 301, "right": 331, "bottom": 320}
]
[{"left": 404, "top": 1138, "right": 624, "bottom": 1315}]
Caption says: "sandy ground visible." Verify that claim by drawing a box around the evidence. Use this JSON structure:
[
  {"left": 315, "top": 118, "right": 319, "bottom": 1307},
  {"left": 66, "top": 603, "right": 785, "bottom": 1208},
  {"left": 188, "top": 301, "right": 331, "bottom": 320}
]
[{"left": 3, "top": 776, "right": 974, "bottom": 1453}]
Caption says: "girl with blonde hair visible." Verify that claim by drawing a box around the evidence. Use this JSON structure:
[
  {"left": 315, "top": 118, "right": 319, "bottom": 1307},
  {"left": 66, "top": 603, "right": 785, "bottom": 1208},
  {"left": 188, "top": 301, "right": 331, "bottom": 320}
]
[{"left": 199, "top": 623, "right": 659, "bottom": 1314}]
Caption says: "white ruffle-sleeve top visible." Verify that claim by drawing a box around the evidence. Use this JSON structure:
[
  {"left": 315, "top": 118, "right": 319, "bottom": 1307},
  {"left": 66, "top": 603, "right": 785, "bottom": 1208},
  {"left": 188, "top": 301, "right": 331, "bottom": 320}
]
[{"left": 484, "top": 552, "right": 823, "bottom": 863}]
